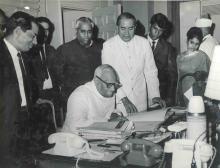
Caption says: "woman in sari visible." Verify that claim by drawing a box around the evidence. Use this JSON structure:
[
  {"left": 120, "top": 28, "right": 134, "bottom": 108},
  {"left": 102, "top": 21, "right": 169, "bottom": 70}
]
[{"left": 176, "top": 27, "right": 211, "bottom": 107}]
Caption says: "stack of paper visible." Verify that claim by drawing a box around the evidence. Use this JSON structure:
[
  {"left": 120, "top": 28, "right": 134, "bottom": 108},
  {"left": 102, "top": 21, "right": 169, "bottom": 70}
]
[{"left": 77, "top": 121, "right": 133, "bottom": 140}]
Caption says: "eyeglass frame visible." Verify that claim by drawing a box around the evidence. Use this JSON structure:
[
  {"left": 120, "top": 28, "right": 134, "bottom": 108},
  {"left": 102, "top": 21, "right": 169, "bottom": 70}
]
[{"left": 96, "top": 75, "right": 122, "bottom": 90}]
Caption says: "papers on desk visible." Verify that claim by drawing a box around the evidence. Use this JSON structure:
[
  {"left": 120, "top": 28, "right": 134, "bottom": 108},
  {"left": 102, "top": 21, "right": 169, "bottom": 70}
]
[
  {"left": 77, "top": 121, "right": 133, "bottom": 140},
  {"left": 127, "top": 108, "right": 167, "bottom": 122},
  {"left": 127, "top": 109, "right": 167, "bottom": 132}
]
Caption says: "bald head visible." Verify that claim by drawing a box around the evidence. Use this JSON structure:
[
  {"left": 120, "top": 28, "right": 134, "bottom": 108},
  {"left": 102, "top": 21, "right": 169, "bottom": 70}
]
[
  {"left": 94, "top": 64, "right": 118, "bottom": 79},
  {"left": 94, "top": 64, "right": 121, "bottom": 98}
]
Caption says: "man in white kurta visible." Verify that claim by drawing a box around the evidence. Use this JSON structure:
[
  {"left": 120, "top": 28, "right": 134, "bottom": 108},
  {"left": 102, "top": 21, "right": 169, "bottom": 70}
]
[
  {"left": 195, "top": 18, "right": 218, "bottom": 61},
  {"left": 62, "top": 65, "right": 126, "bottom": 132},
  {"left": 102, "top": 12, "right": 165, "bottom": 113},
  {"left": 199, "top": 34, "right": 218, "bottom": 61}
]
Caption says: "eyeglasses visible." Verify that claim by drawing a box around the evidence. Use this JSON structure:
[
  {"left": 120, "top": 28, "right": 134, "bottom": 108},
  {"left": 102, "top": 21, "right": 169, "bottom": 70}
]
[{"left": 96, "top": 75, "right": 122, "bottom": 89}]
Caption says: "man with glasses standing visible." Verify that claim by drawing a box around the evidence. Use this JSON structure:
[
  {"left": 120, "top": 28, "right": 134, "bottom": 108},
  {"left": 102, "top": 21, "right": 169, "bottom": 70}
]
[
  {"left": 62, "top": 64, "right": 127, "bottom": 132},
  {"left": 102, "top": 12, "right": 165, "bottom": 114}
]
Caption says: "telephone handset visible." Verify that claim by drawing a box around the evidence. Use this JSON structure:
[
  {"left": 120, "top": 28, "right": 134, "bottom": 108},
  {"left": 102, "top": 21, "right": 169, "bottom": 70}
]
[
  {"left": 121, "top": 138, "right": 163, "bottom": 167},
  {"left": 48, "top": 132, "right": 104, "bottom": 158}
]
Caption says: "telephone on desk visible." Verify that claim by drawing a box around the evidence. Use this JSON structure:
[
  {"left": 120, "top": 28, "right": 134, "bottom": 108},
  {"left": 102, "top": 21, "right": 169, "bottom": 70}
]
[
  {"left": 120, "top": 138, "right": 163, "bottom": 167},
  {"left": 48, "top": 132, "right": 104, "bottom": 159}
]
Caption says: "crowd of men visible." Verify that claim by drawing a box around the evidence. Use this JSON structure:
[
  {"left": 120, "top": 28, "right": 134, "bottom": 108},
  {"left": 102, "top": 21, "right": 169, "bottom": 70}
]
[{"left": 0, "top": 8, "right": 218, "bottom": 167}]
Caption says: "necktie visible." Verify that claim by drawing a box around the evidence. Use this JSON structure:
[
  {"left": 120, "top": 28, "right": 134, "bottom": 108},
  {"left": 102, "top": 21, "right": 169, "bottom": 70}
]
[
  {"left": 40, "top": 46, "right": 49, "bottom": 80},
  {"left": 17, "top": 52, "right": 30, "bottom": 108},
  {"left": 152, "top": 41, "right": 156, "bottom": 51}
]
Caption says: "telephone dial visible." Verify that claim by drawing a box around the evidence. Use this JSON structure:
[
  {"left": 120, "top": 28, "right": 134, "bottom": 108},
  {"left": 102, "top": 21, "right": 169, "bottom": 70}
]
[
  {"left": 121, "top": 138, "right": 163, "bottom": 167},
  {"left": 48, "top": 132, "right": 104, "bottom": 158}
]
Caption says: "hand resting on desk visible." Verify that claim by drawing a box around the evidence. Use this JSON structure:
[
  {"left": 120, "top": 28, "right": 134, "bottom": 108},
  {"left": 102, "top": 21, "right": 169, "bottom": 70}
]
[{"left": 108, "top": 111, "right": 128, "bottom": 122}]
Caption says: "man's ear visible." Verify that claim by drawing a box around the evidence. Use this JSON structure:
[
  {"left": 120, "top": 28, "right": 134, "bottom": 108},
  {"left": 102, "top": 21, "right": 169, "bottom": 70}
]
[{"left": 14, "top": 26, "right": 22, "bottom": 36}]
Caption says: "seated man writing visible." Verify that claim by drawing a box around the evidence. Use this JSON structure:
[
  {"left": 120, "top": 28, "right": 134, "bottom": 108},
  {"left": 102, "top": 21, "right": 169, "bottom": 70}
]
[{"left": 62, "top": 64, "right": 127, "bottom": 132}]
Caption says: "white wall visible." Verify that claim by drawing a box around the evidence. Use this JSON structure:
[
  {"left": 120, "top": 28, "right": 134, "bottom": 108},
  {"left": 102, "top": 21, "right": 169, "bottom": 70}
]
[
  {"left": 153, "top": 1, "right": 167, "bottom": 16},
  {"left": 122, "top": 1, "right": 149, "bottom": 35},
  {"left": 180, "top": 1, "right": 201, "bottom": 52},
  {"left": 44, "top": 0, "right": 63, "bottom": 49}
]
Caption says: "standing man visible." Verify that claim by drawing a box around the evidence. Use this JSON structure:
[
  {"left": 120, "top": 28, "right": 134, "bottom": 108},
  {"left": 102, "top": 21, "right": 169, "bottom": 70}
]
[
  {"left": 0, "top": 11, "right": 38, "bottom": 167},
  {"left": 102, "top": 12, "right": 165, "bottom": 114},
  {"left": 146, "top": 13, "right": 177, "bottom": 106},
  {"left": 195, "top": 17, "right": 218, "bottom": 61},
  {"left": 29, "top": 17, "right": 62, "bottom": 125},
  {"left": 55, "top": 17, "right": 103, "bottom": 115}
]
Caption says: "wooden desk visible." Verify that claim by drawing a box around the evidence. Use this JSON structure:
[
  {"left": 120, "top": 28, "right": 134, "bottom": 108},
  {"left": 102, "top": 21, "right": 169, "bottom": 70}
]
[{"left": 35, "top": 153, "right": 162, "bottom": 168}]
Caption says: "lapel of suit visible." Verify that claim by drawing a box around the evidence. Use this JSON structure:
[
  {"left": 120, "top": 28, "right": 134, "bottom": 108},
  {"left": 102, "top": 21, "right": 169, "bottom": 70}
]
[
  {"left": 1, "top": 40, "right": 18, "bottom": 84},
  {"left": 153, "top": 39, "right": 162, "bottom": 59},
  {"left": 0, "top": 40, "right": 22, "bottom": 105}
]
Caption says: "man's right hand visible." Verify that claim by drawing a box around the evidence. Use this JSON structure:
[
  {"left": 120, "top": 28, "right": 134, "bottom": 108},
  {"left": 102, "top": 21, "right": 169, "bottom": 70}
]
[{"left": 121, "top": 97, "right": 138, "bottom": 114}]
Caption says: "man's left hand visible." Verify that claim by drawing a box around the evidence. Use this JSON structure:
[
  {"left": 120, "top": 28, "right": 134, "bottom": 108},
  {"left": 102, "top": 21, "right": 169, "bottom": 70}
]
[
  {"left": 108, "top": 112, "right": 128, "bottom": 122},
  {"left": 152, "top": 97, "right": 166, "bottom": 109}
]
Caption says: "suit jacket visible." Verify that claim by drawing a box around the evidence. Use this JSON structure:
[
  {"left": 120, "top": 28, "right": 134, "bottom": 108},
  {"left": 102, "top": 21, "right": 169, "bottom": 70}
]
[
  {"left": 147, "top": 37, "right": 177, "bottom": 106},
  {"left": 0, "top": 39, "right": 36, "bottom": 156},
  {"left": 54, "top": 39, "right": 102, "bottom": 102},
  {"left": 102, "top": 35, "right": 160, "bottom": 111},
  {"left": 28, "top": 44, "right": 57, "bottom": 91}
]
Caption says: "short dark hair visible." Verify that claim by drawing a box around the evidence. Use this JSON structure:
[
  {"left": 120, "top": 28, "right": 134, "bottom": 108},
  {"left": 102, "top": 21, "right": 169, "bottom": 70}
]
[
  {"left": 0, "top": 8, "right": 8, "bottom": 31},
  {"left": 187, "top": 27, "right": 203, "bottom": 43},
  {"left": 36, "top": 17, "right": 54, "bottom": 44},
  {"left": 36, "top": 17, "right": 54, "bottom": 33},
  {"left": 150, "top": 13, "right": 173, "bottom": 39},
  {"left": 5, "top": 11, "right": 37, "bottom": 37},
  {"left": 150, "top": 13, "right": 169, "bottom": 29},
  {"left": 116, "top": 12, "right": 136, "bottom": 26}
]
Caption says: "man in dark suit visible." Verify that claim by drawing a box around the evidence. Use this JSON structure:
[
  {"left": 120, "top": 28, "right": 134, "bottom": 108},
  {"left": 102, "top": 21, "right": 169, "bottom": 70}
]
[
  {"left": 146, "top": 13, "right": 177, "bottom": 106},
  {"left": 0, "top": 11, "right": 38, "bottom": 167},
  {"left": 54, "top": 17, "right": 103, "bottom": 115},
  {"left": 28, "top": 17, "right": 62, "bottom": 125}
]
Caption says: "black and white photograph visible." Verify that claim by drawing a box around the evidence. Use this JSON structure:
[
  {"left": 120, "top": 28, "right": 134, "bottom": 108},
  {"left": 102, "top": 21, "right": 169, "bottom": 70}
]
[{"left": 0, "top": 0, "right": 220, "bottom": 167}]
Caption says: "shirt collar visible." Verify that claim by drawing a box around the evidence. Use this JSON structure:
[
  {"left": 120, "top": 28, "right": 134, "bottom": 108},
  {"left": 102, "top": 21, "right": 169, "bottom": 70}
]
[
  {"left": 203, "top": 34, "right": 211, "bottom": 41},
  {"left": 77, "top": 39, "right": 93, "bottom": 48},
  {"left": 147, "top": 34, "right": 159, "bottom": 45},
  {"left": 3, "top": 38, "right": 19, "bottom": 57},
  {"left": 116, "top": 34, "right": 135, "bottom": 46}
]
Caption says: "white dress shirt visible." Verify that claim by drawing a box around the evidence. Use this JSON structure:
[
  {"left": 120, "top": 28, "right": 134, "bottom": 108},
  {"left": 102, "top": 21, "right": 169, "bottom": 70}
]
[
  {"left": 41, "top": 44, "right": 53, "bottom": 90},
  {"left": 62, "top": 81, "right": 126, "bottom": 132},
  {"left": 147, "top": 34, "right": 159, "bottom": 50},
  {"left": 102, "top": 35, "right": 160, "bottom": 112},
  {"left": 199, "top": 34, "right": 218, "bottom": 61},
  {"left": 4, "top": 39, "right": 27, "bottom": 106}
]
